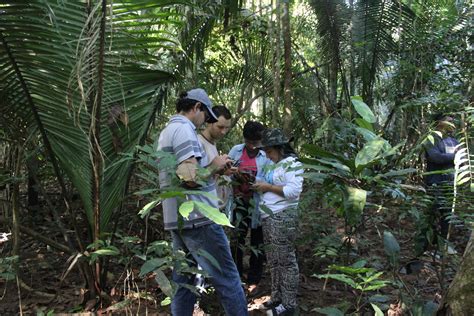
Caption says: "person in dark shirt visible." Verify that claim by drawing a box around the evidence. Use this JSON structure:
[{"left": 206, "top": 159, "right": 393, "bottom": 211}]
[{"left": 421, "top": 113, "right": 459, "bottom": 254}]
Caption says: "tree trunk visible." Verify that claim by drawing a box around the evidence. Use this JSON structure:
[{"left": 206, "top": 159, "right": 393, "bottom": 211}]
[
  {"left": 282, "top": 0, "right": 292, "bottom": 133},
  {"left": 271, "top": 0, "right": 281, "bottom": 126},
  {"left": 439, "top": 226, "right": 474, "bottom": 315}
]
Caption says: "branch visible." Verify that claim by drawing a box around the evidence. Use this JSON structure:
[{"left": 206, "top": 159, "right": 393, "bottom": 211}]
[{"left": 0, "top": 218, "right": 73, "bottom": 254}]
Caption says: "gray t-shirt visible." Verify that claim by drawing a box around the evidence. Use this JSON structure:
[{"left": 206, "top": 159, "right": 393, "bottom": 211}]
[{"left": 156, "top": 115, "right": 217, "bottom": 230}]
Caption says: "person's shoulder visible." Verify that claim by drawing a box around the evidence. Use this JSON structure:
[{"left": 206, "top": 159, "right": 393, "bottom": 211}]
[
  {"left": 283, "top": 156, "right": 302, "bottom": 168},
  {"left": 197, "top": 134, "right": 206, "bottom": 142},
  {"left": 229, "top": 143, "right": 244, "bottom": 152}
]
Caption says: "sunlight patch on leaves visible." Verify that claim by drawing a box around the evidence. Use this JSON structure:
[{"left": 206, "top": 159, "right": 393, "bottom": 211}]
[{"left": 351, "top": 96, "right": 376, "bottom": 123}]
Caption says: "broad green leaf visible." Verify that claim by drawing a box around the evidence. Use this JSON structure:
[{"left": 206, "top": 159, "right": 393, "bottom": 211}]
[
  {"left": 160, "top": 191, "right": 186, "bottom": 199},
  {"left": 355, "top": 139, "right": 385, "bottom": 168},
  {"left": 351, "top": 96, "right": 376, "bottom": 123},
  {"left": 343, "top": 186, "right": 367, "bottom": 226},
  {"left": 196, "top": 249, "right": 221, "bottom": 273},
  {"left": 317, "top": 158, "right": 352, "bottom": 175},
  {"left": 193, "top": 201, "right": 233, "bottom": 227},
  {"left": 179, "top": 201, "right": 194, "bottom": 219},
  {"left": 313, "top": 307, "right": 345, "bottom": 316},
  {"left": 352, "top": 259, "right": 367, "bottom": 268},
  {"left": 161, "top": 297, "right": 171, "bottom": 306},
  {"left": 138, "top": 199, "right": 161, "bottom": 218},
  {"left": 139, "top": 258, "right": 168, "bottom": 277},
  {"left": 371, "top": 303, "right": 384, "bottom": 316},
  {"left": 383, "top": 231, "right": 400, "bottom": 255},
  {"left": 313, "top": 273, "right": 357, "bottom": 288},
  {"left": 363, "top": 271, "right": 385, "bottom": 284},
  {"left": 155, "top": 269, "right": 173, "bottom": 298},
  {"left": 383, "top": 231, "right": 400, "bottom": 266},
  {"left": 301, "top": 164, "right": 333, "bottom": 172},
  {"left": 365, "top": 281, "right": 389, "bottom": 291},
  {"left": 302, "top": 144, "right": 348, "bottom": 164},
  {"left": 259, "top": 204, "right": 274, "bottom": 218},
  {"left": 330, "top": 265, "right": 372, "bottom": 275},
  {"left": 93, "top": 247, "right": 120, "bottom": 256},
  {"left": 355, "top": 127, "right": 378, "bottom": 141},
  {"left": 355, "top": 118, "right": 374, "bottom": 132}
]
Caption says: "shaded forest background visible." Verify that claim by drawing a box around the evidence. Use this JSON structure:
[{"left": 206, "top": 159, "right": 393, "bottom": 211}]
[{"left": 0, "top": 0, "right": 473, "bottom": 315}]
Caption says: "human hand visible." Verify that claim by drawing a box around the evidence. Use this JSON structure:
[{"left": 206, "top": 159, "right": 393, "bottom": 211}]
[
  {"left": 251, "top": 181, "right": 271, "bottom": 192},
  {"left": 224, "top": 166, "right": 238, "bottom": 176},
  {"left": 211, "top": 154, "right": 232, "bottom": 172},
  {"left": 239, "top": 171, "right": 256, "bottom": 183}
]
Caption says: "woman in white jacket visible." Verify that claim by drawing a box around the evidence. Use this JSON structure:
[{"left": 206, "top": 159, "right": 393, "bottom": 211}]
[{"left": 251, "top": 128, "right": 303, "bottom": 316}]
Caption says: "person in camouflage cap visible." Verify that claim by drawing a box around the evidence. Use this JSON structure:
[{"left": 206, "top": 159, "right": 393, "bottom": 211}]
[
  {"left": 260, "top": 128, "right": 290, "bottom": 147},
  {"left": 251, "top": 128, "right": 303, "bottom": 315}
]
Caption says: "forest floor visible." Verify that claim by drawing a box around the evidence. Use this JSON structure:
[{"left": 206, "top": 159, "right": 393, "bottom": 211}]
[{"left": 0, "top": 190, "right": 471, "bottom": 315}]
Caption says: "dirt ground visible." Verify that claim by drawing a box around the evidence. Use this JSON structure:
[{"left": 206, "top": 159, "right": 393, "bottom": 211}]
[{"left": 0, "top": 192, "right": 470, "bottom": 315}]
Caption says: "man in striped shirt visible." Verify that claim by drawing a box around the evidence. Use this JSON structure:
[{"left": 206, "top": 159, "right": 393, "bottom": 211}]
[{"left": 156, "top": 88, "right": 248, "bottom": 315}]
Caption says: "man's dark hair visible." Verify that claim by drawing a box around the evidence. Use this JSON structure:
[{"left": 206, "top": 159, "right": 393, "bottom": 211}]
[
  {"left": 176, "top": 91, "right": 198, "bottom": 113},
  {"left": 212, "top": 105, "right": 232, "bottom": 120},
  {"left": 243, "top": 121, "right": 264, "bottom": 141}
]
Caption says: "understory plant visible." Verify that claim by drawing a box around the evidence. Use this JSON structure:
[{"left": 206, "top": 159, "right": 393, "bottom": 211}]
[
  {"left": 131, "top": 144, "right": 232, "bottom": 304},
  {"left": 313, "top": 259, "right": 390, "bottom": 315},
  {"left": 302, "top": 97, "right": 416, "bottom": 260}
]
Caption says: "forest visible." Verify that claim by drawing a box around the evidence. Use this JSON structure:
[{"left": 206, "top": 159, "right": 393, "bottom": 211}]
[{"left": 0, "top": 0, "right": 473, "bottom": 315}]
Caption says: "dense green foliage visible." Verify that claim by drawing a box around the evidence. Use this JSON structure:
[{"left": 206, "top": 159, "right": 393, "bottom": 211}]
[{"left": 0, "top": 0, "right": 472, "bottom": 314}]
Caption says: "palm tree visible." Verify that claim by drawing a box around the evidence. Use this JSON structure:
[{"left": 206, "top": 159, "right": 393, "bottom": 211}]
[{"left": 1, "top": 0, "right": 184, "bottom": 299}]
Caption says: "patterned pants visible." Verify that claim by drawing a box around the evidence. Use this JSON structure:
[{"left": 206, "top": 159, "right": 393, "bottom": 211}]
[{"left": 262, "top": 209, "right": 299, "bottom": 309}]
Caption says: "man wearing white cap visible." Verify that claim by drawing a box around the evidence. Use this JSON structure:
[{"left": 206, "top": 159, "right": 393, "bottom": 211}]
[{"left": 156, "top": 88, "right": 248, "bottom": 315}]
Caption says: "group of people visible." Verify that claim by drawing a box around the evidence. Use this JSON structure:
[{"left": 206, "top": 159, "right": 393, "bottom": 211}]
[{"left": 156, "top": 88, "right": 304, "bottom": 315}]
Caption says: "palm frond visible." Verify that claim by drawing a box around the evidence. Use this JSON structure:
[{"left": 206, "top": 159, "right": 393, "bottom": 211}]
[
  {"left": 1, "top": 0, "right": 182, "bottom": 236},
  {"left": 352, "top": 0, "right": 417, "bottom": 104}
]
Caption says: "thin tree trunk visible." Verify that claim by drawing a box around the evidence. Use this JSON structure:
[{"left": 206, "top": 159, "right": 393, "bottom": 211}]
[
  {"left": 282, "top": 0, "right": 292, "bottom": 133},
  {"left": 12, "top": 146, "right": 21, "bottom": 260},
  {"left": 271, "top": 0, "right": 281, "bottom": 125},
  {"left": 89, "top": 0, "right": 107, "bottom": 295}
]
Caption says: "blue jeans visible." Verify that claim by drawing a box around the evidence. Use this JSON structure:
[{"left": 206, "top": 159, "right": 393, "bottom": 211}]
[{"left": 170, "top": 223, "right": 248, "bottom": 316}]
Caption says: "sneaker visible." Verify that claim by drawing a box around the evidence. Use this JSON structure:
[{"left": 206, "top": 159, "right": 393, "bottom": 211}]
[
  {"left": 266, "top": 304, "right": 295, "bottom": 315},
  {"left": 260, "top": 300, "right": 281, "bottom": 309}
]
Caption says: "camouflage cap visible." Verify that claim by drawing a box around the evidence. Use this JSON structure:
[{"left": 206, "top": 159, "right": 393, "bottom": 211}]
[{"left": 260, "top": 128, "right": 290, "bottom": 148}]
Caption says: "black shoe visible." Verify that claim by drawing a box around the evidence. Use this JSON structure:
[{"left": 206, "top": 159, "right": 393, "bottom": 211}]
[
  {"left": 266, "top": 304, "right": 295, "bottom": 315},
  {"left": 264, "top": 300, "right": 282, "bottom": 308}
]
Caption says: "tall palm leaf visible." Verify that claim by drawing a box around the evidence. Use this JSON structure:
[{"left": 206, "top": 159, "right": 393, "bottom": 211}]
[
  {"left": 352, "top": 0, "right": 416, "bottom": 106},
  {"left": 308, "top": 0, "right": 350, "bottom": 109},
  {"left": 1, "top": 1, "right": 189, "bottom": 295}
]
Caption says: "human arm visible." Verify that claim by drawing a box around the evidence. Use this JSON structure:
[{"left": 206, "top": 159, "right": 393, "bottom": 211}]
[
  {"left": 251, "top": 181, "right": 284, "bottom": 196},
  {"left": 252, "top": 161, "right": 303, "bottom": 198}
]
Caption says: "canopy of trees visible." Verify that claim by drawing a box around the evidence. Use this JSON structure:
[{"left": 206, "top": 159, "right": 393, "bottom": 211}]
[{"left": 1, "top": 0, "right": 472, "bottom": 314}]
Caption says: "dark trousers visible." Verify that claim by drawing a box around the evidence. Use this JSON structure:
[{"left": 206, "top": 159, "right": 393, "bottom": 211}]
[
  {"left": 417, "top": 184, "right": 453, "bottom": 254},
  {"left": 232, "top": 198, "right": 264, "bottom": 285}
]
